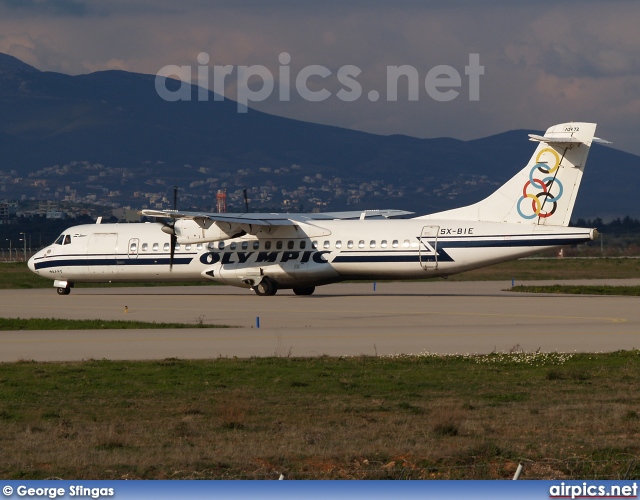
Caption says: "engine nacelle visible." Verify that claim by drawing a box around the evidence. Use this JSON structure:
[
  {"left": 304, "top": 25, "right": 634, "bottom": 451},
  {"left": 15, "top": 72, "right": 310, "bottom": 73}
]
[{"left": 173, "top": 218, "right": 240, "bottom": 244}]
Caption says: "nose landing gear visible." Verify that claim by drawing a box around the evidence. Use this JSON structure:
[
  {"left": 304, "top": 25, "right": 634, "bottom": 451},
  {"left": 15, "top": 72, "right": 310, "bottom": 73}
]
[{"left": 54, "top": 280, "right": 73, "bottom": 295}]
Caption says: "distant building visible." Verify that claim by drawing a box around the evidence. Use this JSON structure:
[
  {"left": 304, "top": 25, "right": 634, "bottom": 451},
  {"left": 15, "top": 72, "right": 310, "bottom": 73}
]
[
  {"left": 46, "top": 210, "right": 66, "bottom": 220},
  {"left": 0, "top": 203, "right": 10, "bottom": 225}
]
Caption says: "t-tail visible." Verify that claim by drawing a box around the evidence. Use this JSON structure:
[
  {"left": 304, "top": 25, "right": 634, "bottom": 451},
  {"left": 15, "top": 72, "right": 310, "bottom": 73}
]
[{"left": 420, "top": 122, "right": 606, "bottom": 226}]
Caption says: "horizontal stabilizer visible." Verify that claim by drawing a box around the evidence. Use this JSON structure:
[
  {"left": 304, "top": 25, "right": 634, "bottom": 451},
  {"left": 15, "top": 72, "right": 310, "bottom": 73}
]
[
  {"left": 528, "top": 134, "right": 582, "bottom": 144},
  {"left": 529, "top": 134, "right": 611, "bottom": 145},
  {"left": 593, "top": 137, "right": 612, "bottom": 145}
]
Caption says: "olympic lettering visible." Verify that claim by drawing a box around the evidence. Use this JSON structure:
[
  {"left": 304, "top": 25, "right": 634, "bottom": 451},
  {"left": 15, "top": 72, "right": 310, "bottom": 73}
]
[
  {"left": 199, "top": 250, "right": 331, "bottom": 265},
  {"left": 516, "top": 147, "right": 564, "bottom": 220}
]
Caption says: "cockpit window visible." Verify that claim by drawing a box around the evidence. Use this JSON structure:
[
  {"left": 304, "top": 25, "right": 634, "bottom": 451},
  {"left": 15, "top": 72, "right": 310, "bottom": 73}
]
[{"left": 54, "top": 234, "right": 71, "bottom": 245}]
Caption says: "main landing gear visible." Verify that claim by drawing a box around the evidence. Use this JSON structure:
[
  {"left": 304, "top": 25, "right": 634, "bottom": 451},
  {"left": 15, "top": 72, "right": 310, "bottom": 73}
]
[
  {"left": 57, "top": 286, "right": 71, "bottom": 295},
  {"left": 253, "top": 277, "right": 278, "bottom": 296},
  {"left": 252, "top": 279, "right": 316, "bottom": 296}
]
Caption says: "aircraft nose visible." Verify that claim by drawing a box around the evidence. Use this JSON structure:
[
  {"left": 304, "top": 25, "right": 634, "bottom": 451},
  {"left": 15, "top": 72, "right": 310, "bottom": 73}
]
[{"left": 27, "top": 253, "right": 36, "bottom": 272}]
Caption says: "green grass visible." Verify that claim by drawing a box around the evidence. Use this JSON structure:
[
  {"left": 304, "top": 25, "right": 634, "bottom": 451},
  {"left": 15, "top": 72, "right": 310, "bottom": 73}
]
[
  {"left": 510, "top": 285, "right": 640, "bottom": 296},
  {"left": 0, "top": 317, "right": 232, "bottom": 330},
  {"left": 446, "top": 257, "right": 640, "bottom": 281},
  {"left": 0, "top": 352, "right": 639, "bottom": 480}
]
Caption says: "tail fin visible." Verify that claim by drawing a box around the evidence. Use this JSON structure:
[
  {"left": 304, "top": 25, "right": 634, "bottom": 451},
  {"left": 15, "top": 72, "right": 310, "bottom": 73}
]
[{"left": 420, "top": 122, "right": 597, "bottom": 226}]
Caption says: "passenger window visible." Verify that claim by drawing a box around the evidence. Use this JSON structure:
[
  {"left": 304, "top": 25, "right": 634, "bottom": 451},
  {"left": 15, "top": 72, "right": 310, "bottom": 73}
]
[
  {"left": 381, "top": 240, "right": 388, "bottom": 248},
  {"left": 358, "top": 240, "right": 365, "bottom": 248},
  {"left": 63, "top": 235, "right": 71, "bottom": 245},
  {"left": 254, "top": 241, "right": 260, "bottom": 250},
  {"left": 300, "top": 241, "right": 306, "bottom": 249},
  {"left": 347, "top": 240, "right": 354, "bottom": 249},
  {"left": 276, "top": 241, "right": 283, "bottom": 250},
  {"left": 411, "top": 241, "right": 418, "bottom": 248},
  {"left": 312, "top": 241, "right": 318, "bottom": 249},
  {"left": 288, "top": 241, "right": 294, "bottom": 250},
  {"left": 241, "top": 242, "right": 248, "bottom": 250},
  {"left": 175, "top": 243, "right": 181, "bottom": 251},
  {"left": 196, "top": 243, "right": 203, "bottom": 250},
  {"left": 142, "top": 243, "right": 148, "bottom": 251},
  {"left": 335, "top": 240, "right": 342, "bottom": 249},
  {"left": 218, "top": 241, "right": 225, "bottom": 250},
  {"left": 163, "top": 243, "right": 170, "bottom": 251},
  {"left": 370, "top": 240, "right": 376, "bottom": 248},
  {"left": 230, "top": 242, "right": 237, "bottom": 250},
  {"left": 185, "top": 244, "right": 191, "bottom": 251},
  {"left": 265, "top": 241, "right": 271, "bottom": 250},
  {"left": 403, "top": 240, "right": 410, "bottom": 248},
  {"left": 392, "top": 240, "right": 399, "bottom": 248},
  {"left": 152, "top": 243, "right": 159, "bottom": 251},
  {"left": 130, "top": 242, "right": 137, "bottom": 253},
  {"left": 323, "top": 241, "right": 330, "bottom": 249},
  {"left": 207, "top": 242, "right": 214, "bottom": 250}
]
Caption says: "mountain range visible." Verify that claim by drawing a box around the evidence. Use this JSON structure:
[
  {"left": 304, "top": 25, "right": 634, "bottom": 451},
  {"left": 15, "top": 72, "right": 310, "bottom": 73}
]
[{"left": 0, "top": 52, "right": 637, "bottom": 220}]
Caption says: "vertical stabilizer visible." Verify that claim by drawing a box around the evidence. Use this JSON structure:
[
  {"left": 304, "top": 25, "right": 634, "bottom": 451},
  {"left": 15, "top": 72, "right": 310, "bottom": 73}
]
[{"left": 419, "top": 122, "right": 597, "bottom": 226}]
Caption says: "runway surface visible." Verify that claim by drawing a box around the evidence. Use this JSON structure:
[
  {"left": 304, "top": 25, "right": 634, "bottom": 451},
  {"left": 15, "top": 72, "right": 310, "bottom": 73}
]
[{"left": 1, "top": 280, "right": 639, "bottom": 362}]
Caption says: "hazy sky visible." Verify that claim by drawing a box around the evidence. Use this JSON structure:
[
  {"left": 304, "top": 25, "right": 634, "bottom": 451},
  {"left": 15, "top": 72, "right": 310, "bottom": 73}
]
[{"left": 1, "top": 0, "right": 639, "bottom": 155}]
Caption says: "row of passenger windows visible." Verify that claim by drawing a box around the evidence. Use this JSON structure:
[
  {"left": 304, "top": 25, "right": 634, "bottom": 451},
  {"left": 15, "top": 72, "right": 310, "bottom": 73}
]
[
  {"left": 130, "top": 239, "right": 417, "bottom": 253},
  {"left": 213, "top": 239, "right": 417, "bottom": 250},
  {"left": 321, "top": 239, "right": 417, "bottom": 249}
]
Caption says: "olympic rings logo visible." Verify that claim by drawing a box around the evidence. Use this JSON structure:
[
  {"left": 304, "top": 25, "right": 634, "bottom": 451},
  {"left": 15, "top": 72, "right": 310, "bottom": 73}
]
[{"left": 517, "top": 147, "right": 564, "bottom": 220}]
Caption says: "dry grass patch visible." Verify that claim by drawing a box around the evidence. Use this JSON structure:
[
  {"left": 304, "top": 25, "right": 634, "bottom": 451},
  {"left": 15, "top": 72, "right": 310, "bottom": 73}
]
[{"left": 0, "top": 353, "right": 639, "bottom": 479}]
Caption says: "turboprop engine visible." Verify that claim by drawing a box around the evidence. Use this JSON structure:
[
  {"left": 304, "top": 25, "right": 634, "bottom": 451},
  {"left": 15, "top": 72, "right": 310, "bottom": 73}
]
[{"left": 168, "top": 218, "right": 241, "bottom": 244}]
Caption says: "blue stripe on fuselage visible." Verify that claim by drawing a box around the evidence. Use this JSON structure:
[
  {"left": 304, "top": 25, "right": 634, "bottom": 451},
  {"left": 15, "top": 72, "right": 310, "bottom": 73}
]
[
  {"left": 33, "top": 255, "right": 195, "bottom": 270},
  {"left": 431, "top": 236, "right": 590, "bottom": 248}
]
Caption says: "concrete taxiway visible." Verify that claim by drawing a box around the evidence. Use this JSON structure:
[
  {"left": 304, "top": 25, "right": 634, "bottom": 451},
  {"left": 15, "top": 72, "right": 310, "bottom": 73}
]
[{"left": 0, "top": 280, "right": 639, "bottom": 362}]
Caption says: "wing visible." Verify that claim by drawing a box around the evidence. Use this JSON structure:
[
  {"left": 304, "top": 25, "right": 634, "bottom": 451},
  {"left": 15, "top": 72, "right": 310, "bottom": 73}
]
[
  {"left": 140, "top": 209, "right": 414, "bottom": 242},
  {"left": 140, "top": 209, "right": 413, "bottom": 226}
]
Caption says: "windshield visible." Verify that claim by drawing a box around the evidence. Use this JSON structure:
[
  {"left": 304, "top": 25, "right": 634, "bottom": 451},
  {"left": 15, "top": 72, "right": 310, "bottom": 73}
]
[{"left": 53, "top": 234, "right": 71, "bottom": 245}]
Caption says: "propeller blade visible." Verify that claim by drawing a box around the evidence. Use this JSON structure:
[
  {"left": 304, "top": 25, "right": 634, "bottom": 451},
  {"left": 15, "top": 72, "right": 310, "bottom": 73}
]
[
  {"left": 170, "top": 233, "right": 176, "bottom": 271},
  {"left": 173, "top": 186, "right": 178, "bottom": 210},
  {"left": 243, "top": 187, "right": 249, "bottom": 213}
]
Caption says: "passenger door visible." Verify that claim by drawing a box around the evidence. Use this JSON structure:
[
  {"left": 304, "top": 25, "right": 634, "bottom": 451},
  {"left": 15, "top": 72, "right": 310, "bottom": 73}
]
[{"left": 419, "top": 226, "right": 439, "bottom": 270}]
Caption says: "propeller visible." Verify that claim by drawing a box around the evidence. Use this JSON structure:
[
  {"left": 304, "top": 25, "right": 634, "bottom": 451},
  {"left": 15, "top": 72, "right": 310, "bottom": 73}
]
[
  {"left": 243, "top": 186, "right": 249, "bottom": 213},
  {"left": 160, "top": 186, "right": 178, "bottom": 271},
  {"left": 170, "top": 186, "right": 178, "bottom": 270}
]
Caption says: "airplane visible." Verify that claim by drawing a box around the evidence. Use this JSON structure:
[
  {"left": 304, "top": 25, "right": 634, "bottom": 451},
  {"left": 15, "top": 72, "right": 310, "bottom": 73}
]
[{"left": 28, "top": 122, "right": 606, "bottom": 296}]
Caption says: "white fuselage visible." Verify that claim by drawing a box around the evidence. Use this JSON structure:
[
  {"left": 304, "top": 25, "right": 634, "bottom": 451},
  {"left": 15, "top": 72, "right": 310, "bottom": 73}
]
[{"left": 28, "top": 219, "right": 595, "bottom": 290}]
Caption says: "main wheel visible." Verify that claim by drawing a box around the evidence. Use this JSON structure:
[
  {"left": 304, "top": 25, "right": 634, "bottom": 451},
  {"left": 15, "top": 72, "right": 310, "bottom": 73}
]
[
  {"left": 57, "top": 287, "right": 71, "bottom": 295},
  {"left": 293, "top": 286, "right": 315, "bottom": 296},
  {"left": 254, "top": 277, "right": 278, "bottom": 296}
]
